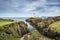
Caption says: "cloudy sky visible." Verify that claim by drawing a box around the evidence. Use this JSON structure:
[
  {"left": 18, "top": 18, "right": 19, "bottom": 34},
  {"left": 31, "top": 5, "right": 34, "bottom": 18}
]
[{"left": 0, "top": 0, "right": 60, "bottom": 17}]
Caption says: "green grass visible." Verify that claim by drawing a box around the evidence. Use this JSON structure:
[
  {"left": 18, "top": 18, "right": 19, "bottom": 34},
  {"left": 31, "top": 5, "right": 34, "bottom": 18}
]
[
  {"left": 0, "top": 20, "right": 20, "bottom": 27},
  {"left": 49, "top": 21, "right": 60, "bottom": 33},
  {"left": 0, "top": 35, "right": 19, "bottom": 40},
  {"left": 0, "top": 21, "right": 13, "bottom": 27}
]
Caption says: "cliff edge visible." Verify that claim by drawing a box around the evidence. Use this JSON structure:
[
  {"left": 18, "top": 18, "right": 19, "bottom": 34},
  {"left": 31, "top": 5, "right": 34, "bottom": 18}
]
[{"left": 0, "top": 18, "right": 29, "bottom": 40}]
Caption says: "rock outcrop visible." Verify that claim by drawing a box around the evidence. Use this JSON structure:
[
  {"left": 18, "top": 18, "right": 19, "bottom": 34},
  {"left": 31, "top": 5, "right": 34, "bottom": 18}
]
[{"left": 26, "top": 16, "right": 60, "bottom": 40}]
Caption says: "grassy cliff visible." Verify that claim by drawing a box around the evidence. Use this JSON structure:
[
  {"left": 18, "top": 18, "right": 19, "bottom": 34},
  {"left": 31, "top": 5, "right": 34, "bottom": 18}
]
[{"left": 0, "top": 18, "right": 29, "bottom": 40}]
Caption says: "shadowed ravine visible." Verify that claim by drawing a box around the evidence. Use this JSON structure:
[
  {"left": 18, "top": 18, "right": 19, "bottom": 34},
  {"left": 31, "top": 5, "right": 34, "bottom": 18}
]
[
  {"left": 10, "top": 17, "right": 36, "bottom": 40},
  {"left": 20, "top": 21, "right": 36, "bottom": 40}
]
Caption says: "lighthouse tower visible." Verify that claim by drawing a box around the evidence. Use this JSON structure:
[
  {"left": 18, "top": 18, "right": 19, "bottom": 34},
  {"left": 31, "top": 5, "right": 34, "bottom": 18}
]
[
  {"left": 32, "top": 13, "right": 36, "bottom": 17},
  {"left": 32, "top": 13, "right": 39, "bottom": 17}
]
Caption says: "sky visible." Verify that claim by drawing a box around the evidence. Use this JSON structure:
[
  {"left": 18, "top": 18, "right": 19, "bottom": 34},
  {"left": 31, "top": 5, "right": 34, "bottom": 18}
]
[{"left": 0, "top": 0, "right": 60, "bottom": 17}]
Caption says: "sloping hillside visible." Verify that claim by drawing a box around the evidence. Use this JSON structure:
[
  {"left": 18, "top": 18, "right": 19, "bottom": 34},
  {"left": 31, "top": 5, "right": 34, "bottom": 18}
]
[{"left": 0, "top": 19, "right": 29, "bottom": 40}]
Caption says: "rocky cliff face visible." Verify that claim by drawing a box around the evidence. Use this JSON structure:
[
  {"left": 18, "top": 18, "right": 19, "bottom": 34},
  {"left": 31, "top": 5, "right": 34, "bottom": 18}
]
[
  {"left": 17, "top": 21, "right": 29, "bottom": 37},
  {"left": 26, "top": 16, "right": 60, "bottom": 40},
  {"left": 0, "top": 19, "right": 29, "bottom": 40}
]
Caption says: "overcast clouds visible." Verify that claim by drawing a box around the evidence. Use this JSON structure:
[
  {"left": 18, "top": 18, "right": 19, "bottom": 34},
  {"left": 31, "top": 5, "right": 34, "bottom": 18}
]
[{"left": 0, "top": 0, "right": 60, "bottom": 17}]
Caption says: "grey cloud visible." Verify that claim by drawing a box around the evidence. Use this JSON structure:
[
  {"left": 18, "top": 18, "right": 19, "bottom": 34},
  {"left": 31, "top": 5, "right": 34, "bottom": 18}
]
[{"left": 0, "top": 0, "right": 60, "bottom": 17}]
